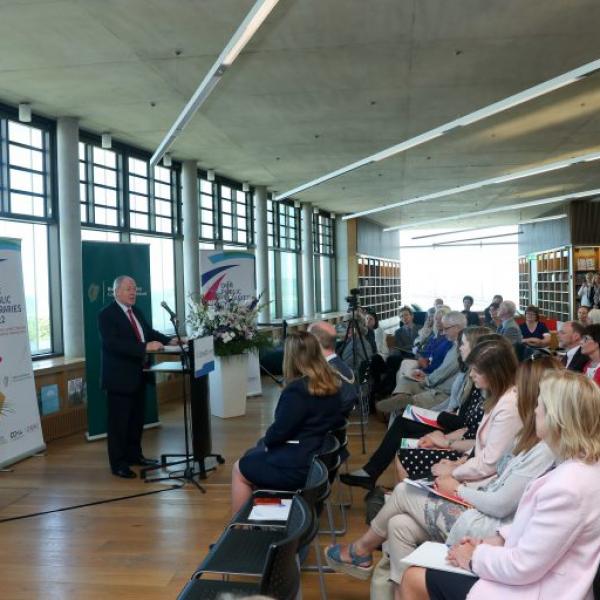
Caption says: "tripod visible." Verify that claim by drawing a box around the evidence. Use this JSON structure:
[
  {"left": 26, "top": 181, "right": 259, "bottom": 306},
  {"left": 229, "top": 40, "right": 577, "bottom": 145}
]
[
  {"left": 338, "top": 302, "right": 371, "bottom": 454},
  {"left": 142, "top": 314, "right": 215, "bottom": 493}
]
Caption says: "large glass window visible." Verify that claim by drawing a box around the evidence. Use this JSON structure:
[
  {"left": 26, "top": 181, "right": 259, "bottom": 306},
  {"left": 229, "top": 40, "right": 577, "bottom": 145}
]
[
  {"left": 79, "top": 143, "right": 120, "bottom": 228},
  {"left": 280, "top": 251, "right": 299, "bottom": 318},
  {"left": 130, "top": 234, "right": 176, "bottom": 334},
  {"left": 313, "top": 211, "right": 336, "bottom": 313},
  {"left": 0, "top": 219, "right": 51, "bottom": 354},
  {"left": 5, "top": 121, "right": 50, "bottom": 219},
  {"left": 198, "top": 177, "right": 217, "bottom": 241},
  {"left": 218, "top": 183, "right": 252, "bottom": 246}
]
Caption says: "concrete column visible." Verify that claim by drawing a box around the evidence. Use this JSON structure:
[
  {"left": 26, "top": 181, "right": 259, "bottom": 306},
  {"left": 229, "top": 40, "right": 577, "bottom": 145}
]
[
  {"left": 57, "top": 118, "right": 84, "bottom": 358},
  {"left": 301, "top": 203, "right": 315, "bottom": 317},
  {"left": 335, "top": 215, "right": 349, "bottom": 312},
  {"left": 253, "top": 186, "right": 269, "bottom": 322},
  {"left": 182, "top": 161, "right": 200, "bottom": 322}
]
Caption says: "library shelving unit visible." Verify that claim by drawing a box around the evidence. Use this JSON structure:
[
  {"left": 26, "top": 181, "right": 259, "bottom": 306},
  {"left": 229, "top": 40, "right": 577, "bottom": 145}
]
[
  {"left": 573, "top": 246, "right": 600, "bottom": 292},
  {"left": 535, "top": 248, "right": 570, "bottom": 322},
  {"left": 357, "top": 254, "right": 401, "bottom": 321},
  {"left": 518, "top": 257, "right": 531, "bottom": 313}
]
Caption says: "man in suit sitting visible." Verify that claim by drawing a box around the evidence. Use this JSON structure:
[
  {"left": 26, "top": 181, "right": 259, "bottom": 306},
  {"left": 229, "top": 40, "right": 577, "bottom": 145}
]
[
  {"left": 309, "top": 321, "right": 358, "bottom": 417},
  {"left": 98, "top": 275, "right": 178, "bottom": 478},
  {"left": 496, "top": 300, "right": 523, "bottom": 344},
  {"left": 557, "top": 320, "right": 587, "bottom": 372}
]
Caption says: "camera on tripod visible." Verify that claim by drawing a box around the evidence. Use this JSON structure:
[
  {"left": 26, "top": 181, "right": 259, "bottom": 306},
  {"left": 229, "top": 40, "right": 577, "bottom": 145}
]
[{"left": 345, "top": 287, "right": 360, "bottom": 311}]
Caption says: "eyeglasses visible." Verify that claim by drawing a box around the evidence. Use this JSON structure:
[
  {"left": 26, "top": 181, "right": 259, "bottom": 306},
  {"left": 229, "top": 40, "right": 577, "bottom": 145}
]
[{"left": 442, "top": 325, "right": 458, "bottom": 332}]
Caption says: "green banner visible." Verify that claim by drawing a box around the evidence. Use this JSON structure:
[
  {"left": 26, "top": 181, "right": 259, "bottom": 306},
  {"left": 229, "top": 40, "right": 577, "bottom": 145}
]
[{"left": 82, "top": 241, "right": 158, "bottom": 439}]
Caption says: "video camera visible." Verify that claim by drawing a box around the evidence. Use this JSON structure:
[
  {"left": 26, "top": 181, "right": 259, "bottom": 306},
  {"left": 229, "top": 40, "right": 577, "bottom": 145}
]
[{"left": 345, "top": 287, "right": 360, "bottom": 311}]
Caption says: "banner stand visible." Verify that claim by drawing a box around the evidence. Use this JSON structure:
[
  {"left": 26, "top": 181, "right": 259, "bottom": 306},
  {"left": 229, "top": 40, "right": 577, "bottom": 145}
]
[{"left": 0, "top": 238, "right": 45, "bottom": 469}]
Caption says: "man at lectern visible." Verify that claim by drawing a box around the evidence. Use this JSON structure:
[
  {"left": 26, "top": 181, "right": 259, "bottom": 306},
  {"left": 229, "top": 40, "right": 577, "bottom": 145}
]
[{"left": 98, "top": 275, "right": 177, "bottom": 479}]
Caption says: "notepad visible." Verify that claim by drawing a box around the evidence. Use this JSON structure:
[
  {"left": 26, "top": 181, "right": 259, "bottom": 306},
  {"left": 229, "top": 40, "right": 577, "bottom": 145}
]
[
  {"left": 401, "top": 541, "right": 477, "bottom": 577},
  {"left": 402, "top": 404, "right": 442, "bottom": 429},
  {"left": 248, "top": 498, "right": 292, "bottom": 521},
  {"left": 404, "top": 478, "right": 473, "bottom": 508}
]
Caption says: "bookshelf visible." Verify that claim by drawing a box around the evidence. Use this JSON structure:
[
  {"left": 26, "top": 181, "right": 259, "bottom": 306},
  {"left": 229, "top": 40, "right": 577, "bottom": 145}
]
[
  {"left": 357, "top": 254, "right": 401, "bottom": 321},
  {"left": 535, "top": 248, "right": 570, "bottom": 322},
  {"left": 573, "top": 246, "right": 600, "bottom": 291},
  {"left": 518, "top": 257, "right": 531, "bottom": 312}
]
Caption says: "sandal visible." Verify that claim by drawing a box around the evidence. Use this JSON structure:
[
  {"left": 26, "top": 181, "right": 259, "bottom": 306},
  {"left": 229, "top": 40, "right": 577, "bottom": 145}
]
[{"left": 325, "top": 543, "right": 374, "bottom": 580}]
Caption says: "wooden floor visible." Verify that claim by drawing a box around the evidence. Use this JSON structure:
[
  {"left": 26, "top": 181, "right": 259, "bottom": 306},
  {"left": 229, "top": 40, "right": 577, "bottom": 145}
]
[{"left": 0, "top": 379, "right": 394, "bottom": 599}]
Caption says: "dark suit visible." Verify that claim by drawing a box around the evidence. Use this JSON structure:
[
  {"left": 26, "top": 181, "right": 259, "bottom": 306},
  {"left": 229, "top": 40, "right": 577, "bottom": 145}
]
[
  {"left": 98, "top": 301, "right": 170, "bottom": 471},
  {"left": 328, "top": 354, "right": 358, "bottom": 416},
  {"left": 238, "top": 377, "right": 342, "bottom": 490},
  {"left": 566, "top": 347, "right": 588, "bottom": 373}
]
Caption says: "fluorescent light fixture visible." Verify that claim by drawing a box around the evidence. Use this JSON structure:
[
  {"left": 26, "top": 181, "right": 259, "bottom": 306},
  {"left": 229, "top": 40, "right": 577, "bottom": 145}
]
[
  {"left": 242, "top": 182, "right": 250, "bottom": 192},
  {"left": 101, "top": 133, "right": 112, "bottom": 149},
  {"left": 207, "top": 169, "right": 215, "bottom": 182},
  {"left": 18, "top": 103, "right": 31, "bottom": 123},
  {"left": 150, "top": 0, "right": 280, "bottom": 168},
  {"left": 410, "top": 213, "right": 567, "bottom": 240},
  {"left": 345, "top": 149, "right": 600, "bottom": 220},
  {"left": 275, "top": 57, "right": 600, "bottom": 203},
  {"left": 162, "top": 153, "right": 172, "bottom": 167},
  {"left": 383, "top": 188, "right": 600, "bottom": 231},
  {"left": 436, "top": 231, "right": 522, "bottom": 246}
]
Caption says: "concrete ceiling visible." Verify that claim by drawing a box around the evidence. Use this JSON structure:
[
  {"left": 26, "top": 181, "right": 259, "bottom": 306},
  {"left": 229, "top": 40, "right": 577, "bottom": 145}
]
[{"left": 2, "top": 0, "right": 600, "bottom": 229}]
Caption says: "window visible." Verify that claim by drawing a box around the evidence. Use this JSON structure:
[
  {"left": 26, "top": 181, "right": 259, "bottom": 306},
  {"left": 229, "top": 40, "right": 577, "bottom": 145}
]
[
  {"left": 198, "top": 177, "right": 217, "bottom": 241},
  {"left": 130, "top": 234, "right": 176, "bottom": 334},
  {"left": 218, "top": 183, "right": 252, "bottom": 246},
  {"left": 4, "top": 120, "right": 51, "bottom": 219},
  {"left": 313, "top": 211, "right": 336, "bottom": 313},
  {"left": 79, "top": 143, "right": 120, "bottom": 228},
  {"left": 266, "top": 199, "right": 301, "bottom": 319},
  {"left": 0, "top": 219, "right": 52, "bottom": 354},
  {"left": 81, "top": 228, "right": 120, "bottom": 242}
]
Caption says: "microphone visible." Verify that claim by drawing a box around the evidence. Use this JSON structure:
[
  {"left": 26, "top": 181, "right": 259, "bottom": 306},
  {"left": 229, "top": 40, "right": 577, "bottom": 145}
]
[{"left": 160, "top": 301, "right": 177, "bottom": 320}]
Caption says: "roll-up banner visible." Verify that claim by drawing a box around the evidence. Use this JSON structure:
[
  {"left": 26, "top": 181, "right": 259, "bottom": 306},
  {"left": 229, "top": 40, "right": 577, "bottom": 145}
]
[
  {"left": 199, "top": 250, "right": 262, "bottom": 396},
  {"left": 0, "top": 237, "right": 45, "bottom": 468}
]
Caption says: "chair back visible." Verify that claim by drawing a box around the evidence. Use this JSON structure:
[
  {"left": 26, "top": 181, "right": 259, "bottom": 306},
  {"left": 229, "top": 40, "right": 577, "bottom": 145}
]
[
  {"left": 302, "top": 458, "right": 330, "bottom": 508},
  {"left": 262, "top": 495, "right": 311, "bottom": 600},
  {"left": 315, "top": 433, "right": 340, "bottom": 471}
]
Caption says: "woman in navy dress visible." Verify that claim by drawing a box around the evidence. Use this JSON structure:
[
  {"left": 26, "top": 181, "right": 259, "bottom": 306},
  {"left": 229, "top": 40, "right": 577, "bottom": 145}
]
[
  {"left": 519, "top": 305, "right": 550, "bottom": 348},
  {"left": 231, "top": 331, "right": 342, "bottom": 514}
]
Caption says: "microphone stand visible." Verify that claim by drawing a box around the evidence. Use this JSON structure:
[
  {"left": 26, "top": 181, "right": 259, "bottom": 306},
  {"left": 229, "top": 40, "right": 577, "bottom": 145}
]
[{"left": 142, "top": 311, "right": 206, "bottom": 493}]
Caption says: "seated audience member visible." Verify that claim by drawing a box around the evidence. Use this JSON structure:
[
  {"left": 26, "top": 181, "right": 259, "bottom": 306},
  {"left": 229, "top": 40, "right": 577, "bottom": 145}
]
[
  {"left": 486, "top": 302, "right": 501, "bottom": 330},
  {"left": 461, "top": 295, "right": 480, "bottom": 326},
  {"left": 519, "top": 305, "right": 550, "bottom": 348},
  {"left": 412, "top": 308, "right": 436, "bottom": 356},
  {"left": 403, "top": 370, "right": 600, "bottom": 600},
  {"left": 397, "top": 338, "right": 521, "bottom": 484},
  {"left": 340, "top": 314, "right": 373, "bottom": 373},
  {"left": 340, "top": 326, "right": 490, "bottom": 490},
  {"left": 230, "top": 331, "right": 341, "bottom": 514},
  {"left": 483, "top": 294, "right": 503, "bottom": 326},
  {"left": 376, "top": 312, "right": 467, "bottom": 414},
  {"left": 415, "top": 307, "right": 453, "bottom": 375},
  {"left": 578, "top": 304, "right": 590, "bottom": 325},
  {"left": 587, "top": 307, "right": 600, "bottom": 325},
  {"left": 308, "top": 321, "right": 357, "bottom": 416},
  {"left": 582, "top": 324, "right": 600, "bottom": 386},
  {"left": 393, "top": 306, "right": 420, "bottom": 359},
  {"left": 496, "top": 300, "right": 523, "bottom": 344},
  {"left": 557, "top": 320, "right": 587, "bottom": 372},
  {"left": 366, "top": 310, "right": 388, "bottom": 359},
  {"left": 433, "top": 298, "right": 445, "bottom": 311},
  {"left": 326, "top": 355, "right": 557, "bottom": 589},
  {"left": 377, "top": 306, "right": 420, "bottom": 395}
]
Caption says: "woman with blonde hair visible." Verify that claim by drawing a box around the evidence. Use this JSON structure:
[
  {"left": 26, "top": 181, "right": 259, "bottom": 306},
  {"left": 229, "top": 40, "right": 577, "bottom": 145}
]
[
  {"left": 402, "top": 370, "right": 600, "bottom": 600},
  {"left": 231, "top": 331, "right": 342, "bottom": 513}
]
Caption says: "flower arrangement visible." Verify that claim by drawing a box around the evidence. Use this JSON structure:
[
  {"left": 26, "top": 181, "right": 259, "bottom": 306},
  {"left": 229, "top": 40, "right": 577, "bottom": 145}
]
[{"left": 187, "top": 288, "right": 271, "bottom": 357}]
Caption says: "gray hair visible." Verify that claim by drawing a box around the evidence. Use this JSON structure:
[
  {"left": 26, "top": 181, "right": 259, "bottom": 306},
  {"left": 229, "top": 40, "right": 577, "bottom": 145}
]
[
  {"left": 500, "top": 300, "right": 517, "bottom": 317},
  {"left": 442, "top": 311, "right": 467, "bottom": 329},
  {"left": 112, "top": 275, "right": 133, "bottom": 293},
  {"left": 588, "top": 308, "right": 600, "bottom": 325}
]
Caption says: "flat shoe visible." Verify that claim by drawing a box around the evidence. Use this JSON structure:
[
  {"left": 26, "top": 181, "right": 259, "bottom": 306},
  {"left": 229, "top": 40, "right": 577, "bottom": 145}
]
[
  {"left": 325, "top": 543, "right": 373, "bottom": 580},
  {"left": 112, "top": 467, "right": 137, "bottom": 479},
  {"left": 339, "top": 472, "right": 375, "bottom": 490}
]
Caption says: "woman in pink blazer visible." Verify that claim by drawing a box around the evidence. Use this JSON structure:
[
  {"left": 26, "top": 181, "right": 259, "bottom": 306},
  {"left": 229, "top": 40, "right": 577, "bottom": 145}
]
[{"left": 400, "top": 369, "right": 600, "bottom": 600}]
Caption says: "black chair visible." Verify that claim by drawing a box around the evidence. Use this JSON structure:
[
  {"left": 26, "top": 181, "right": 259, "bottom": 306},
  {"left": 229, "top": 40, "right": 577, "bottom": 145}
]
[
  {"left": 347, "top": 358, "right": 371, "bottom": 453},
  {"left": 229, "top": 459, "right": 331, "bottom": 600},
  {"left": 190, "top": 494, "right": 311, "bottom": 600},
  {"left": 328, "top": 421, "right": 352, "bottom": 530}
]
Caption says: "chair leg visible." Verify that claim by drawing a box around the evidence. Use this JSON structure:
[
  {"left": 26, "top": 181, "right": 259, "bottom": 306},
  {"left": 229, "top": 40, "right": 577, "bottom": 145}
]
[{"left": 313, "top": 537, "right": 328, "bottom": 600}]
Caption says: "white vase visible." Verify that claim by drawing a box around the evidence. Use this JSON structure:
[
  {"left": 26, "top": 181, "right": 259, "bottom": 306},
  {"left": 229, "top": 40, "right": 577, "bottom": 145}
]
[{"left": 209, "top": 354, "right": 249, "bottom": 418}]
